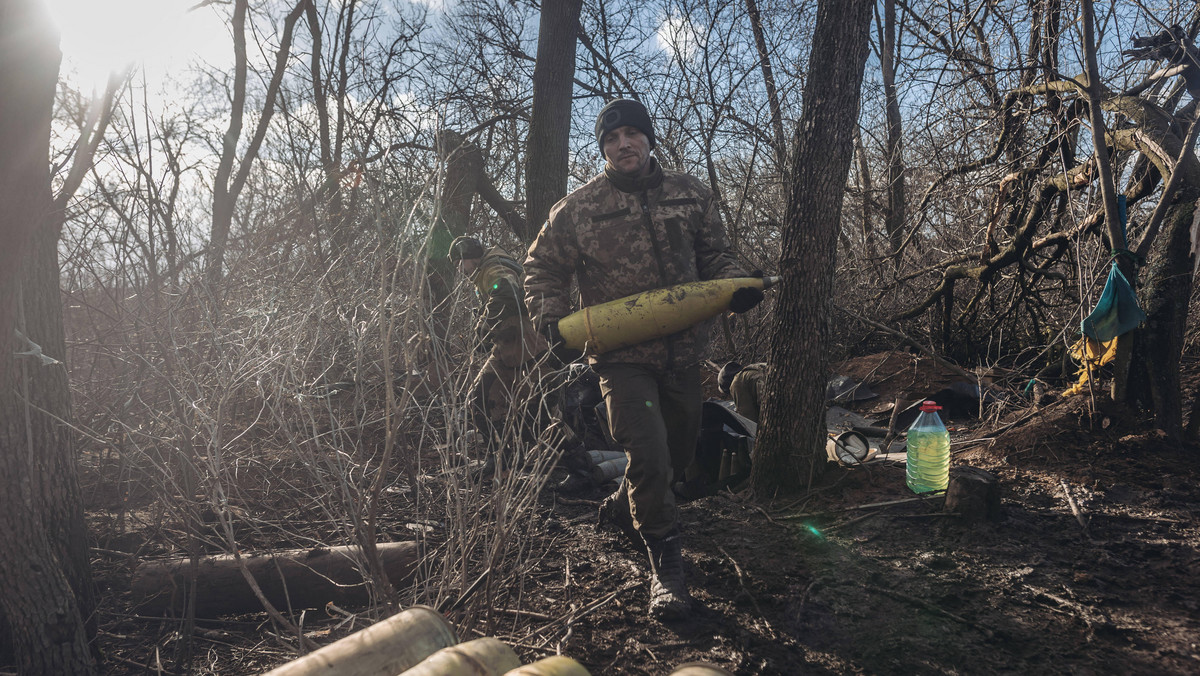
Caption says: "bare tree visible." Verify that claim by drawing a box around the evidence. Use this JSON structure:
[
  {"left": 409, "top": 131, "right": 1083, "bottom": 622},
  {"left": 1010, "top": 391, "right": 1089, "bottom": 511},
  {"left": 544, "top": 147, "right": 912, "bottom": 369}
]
[
  {"left": 878, "top": 0, "right": 908, "bottom": 257},
  {"left": 0, "top": 2, "right": 97, "bottom": 672},
  {"left": 751, "top": 0, "right": 874, "bottom": 494},
  {"left": 206, "top": 0, "right": 308, "bottom": 289},
  {"left": 524, "top": 0, "right": 584, "bottom": 240}
]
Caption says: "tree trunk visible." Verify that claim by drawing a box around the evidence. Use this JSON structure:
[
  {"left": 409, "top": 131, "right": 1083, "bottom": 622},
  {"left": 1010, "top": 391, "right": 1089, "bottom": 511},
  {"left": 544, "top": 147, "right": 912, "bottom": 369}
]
[
  {"left": 1129, "top": 196, "right": 1198, "bottom": 438},
  {"left": 0, "top": 3, "right": 97, "bottom": 673},
  {"left": 206, "top": 0, "right": 305, "bottom": 289},
  {"left": 745, "top": 0, "right": 788, "bottom": 171},
  {"left": 879, "top": 0, "right": 907, "bottom": 257},
  {"left": 751, "top": 0, "right": 874, "bottom": 495},
  {"left": 524, "top": 0, "right": 583, "bottom": 243}
]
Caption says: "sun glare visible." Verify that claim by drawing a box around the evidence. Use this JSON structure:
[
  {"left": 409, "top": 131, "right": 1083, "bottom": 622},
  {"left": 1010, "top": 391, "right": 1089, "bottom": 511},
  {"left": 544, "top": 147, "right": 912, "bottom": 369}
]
[{"left": 42, "top": 0, "right": 227, "bottom": 93}]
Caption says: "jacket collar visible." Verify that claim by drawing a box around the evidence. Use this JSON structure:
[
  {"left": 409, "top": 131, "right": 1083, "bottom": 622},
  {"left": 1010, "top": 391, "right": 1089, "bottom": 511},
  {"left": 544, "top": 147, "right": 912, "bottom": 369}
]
[{"left": 604, "top": 157, "right": 664, "bottom": 193}]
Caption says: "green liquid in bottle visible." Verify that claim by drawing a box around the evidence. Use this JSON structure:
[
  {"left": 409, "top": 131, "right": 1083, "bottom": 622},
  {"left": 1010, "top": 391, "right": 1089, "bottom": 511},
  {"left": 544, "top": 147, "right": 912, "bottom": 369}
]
[{"left": 905, "top": 407, "right": 950, "bottom": 494}]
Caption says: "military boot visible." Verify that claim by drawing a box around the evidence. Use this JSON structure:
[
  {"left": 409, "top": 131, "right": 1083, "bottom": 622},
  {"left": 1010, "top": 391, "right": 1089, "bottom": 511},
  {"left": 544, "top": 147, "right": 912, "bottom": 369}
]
[
  {"left": 596, "top": 486, "right": 641, "bottom": 548},
  {"left": 643, "top": 527, "right": 690, "bottom": 620}
]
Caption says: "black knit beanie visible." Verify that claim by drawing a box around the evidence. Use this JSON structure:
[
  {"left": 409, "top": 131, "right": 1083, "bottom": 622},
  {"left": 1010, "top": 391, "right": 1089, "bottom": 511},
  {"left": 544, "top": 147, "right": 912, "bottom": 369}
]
[
  {"left": 717, "top": 361, "right": 743, "bottom": 397},
  {"left": 447, "top": 235, "right": 484, "bottom": 262},
  {"left": 595, "top": 99, "right": 656, "bottom": 152}
]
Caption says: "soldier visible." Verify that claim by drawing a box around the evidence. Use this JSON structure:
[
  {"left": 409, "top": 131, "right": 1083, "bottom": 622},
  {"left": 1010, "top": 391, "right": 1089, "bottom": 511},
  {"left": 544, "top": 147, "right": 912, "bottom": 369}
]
[
  {"left": 524, "top": 98, "right": 763, "bottom": 619},
  {"left": 717, "top": 361, "right": 768, "bottom": 424},
  {"left": 448, "top": 235, "right": 550, "bottom": 478}
]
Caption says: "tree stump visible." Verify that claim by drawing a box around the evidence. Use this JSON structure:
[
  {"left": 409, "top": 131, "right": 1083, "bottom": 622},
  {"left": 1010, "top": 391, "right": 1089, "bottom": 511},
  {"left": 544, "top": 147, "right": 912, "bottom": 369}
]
[
  {"left": 131, "top": 542, "right": 420, "bottom": 618},
  {"left": 943, "top": 467, "right": 1001, "bottom": 522}
]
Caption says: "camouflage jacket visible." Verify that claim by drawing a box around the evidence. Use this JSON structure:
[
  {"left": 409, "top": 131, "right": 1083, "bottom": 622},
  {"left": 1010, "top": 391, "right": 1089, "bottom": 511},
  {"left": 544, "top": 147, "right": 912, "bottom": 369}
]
[
  {"left": 524, "top": 159, "right": 746, "bottom": 368},
  {"left": 729, "top": 362, "right": 767, "bottom": 423},
  {"left": 473, "top": 248, "right": 546, "bottom": 367}
]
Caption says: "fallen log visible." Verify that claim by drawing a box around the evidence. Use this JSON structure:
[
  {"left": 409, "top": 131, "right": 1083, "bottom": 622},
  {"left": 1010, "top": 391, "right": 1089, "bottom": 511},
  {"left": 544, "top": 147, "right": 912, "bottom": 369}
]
[
  {"left": 264, "top": 605, "right": 456, "bottom": 676},
  {"left": 131, "top": 542, "right": 420, "bottom": 618}
]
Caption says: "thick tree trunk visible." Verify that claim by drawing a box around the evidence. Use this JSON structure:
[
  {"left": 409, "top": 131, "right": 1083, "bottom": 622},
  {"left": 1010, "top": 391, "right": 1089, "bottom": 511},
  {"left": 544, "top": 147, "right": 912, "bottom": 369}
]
[
  {"left": 1129, "top": 196, "right": 1198, "bottom": 438},
  {"left": 18, "top": 200, "right": 98, "bottom": 638},
  {"left": 751, "top": 0, "right": 874, "bottom": 494},
  {"left": 524, "top": 0, "right": 583, "bottom": 242},
  {"left": 0, "top": 3, "right": 97, "bottom": 673}
]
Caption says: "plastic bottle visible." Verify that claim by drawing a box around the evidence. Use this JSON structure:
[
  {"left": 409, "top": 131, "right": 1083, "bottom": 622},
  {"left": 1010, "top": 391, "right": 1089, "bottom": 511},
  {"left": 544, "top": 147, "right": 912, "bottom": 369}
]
[{"left": 905, "top": 400, "right": 950, "bottom": 494}]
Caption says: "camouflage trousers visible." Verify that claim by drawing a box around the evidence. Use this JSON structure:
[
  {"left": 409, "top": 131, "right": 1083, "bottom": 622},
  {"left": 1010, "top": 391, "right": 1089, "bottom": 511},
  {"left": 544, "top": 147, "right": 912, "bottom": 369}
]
[
  {"left": 471, "top": 345, "right": 558, "bottom": 455},
  {"left": 594, "top": 363, "right": 702, "bottom": 539}
]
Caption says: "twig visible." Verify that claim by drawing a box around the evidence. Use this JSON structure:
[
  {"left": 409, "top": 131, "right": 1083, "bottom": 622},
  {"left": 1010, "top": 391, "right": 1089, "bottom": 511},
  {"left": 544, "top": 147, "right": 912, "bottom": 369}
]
[
  {"left": 438, "top": 566, "right": 493, "bottom": 613},
  {"left": 779, "top": 493, "right": 944, "bottom": 520},
  {"left": 554, "top": 495, "right": 598, "bottom": 507},
  {"left": 822, "top": 510, "right": 883, "bottom": 533},
  {"left": 717, "top": 546, "right": 775, "bottom": 639},
  {"left": 107, "top": 654, "right": 179, "bottom": 676},
  {"left": 1025, "top": 584, "right": 1110, "bottom": 630},
  {"left": 526, "top": 581, "right": 640, "bottom": 643},
  {"left": 1060, "top": 480, "right": 1091, "bottom": 537},
  {"left": 797, "top": 580, "right": 817, "bottom": 609},
  {"left": 749, "top": 503, "right": 780, "bottom": 526},
  {"left": 495, "top": 607, "right": 552, "bottom": 621},
  {"left": 865, "top": 584, "right": 994, "bottom": 639},
  {"left": 880, "top": 395, "right": 911, "bottom": 453},
  {"left": 1106, "top": 513, "right": 1185, "bottom": 525}
]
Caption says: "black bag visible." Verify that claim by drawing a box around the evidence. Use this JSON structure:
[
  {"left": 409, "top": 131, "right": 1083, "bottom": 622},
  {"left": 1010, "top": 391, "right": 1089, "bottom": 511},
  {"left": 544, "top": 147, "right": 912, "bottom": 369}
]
[{"left": 677, "top": 400, "right": 756, "bottom": 500}]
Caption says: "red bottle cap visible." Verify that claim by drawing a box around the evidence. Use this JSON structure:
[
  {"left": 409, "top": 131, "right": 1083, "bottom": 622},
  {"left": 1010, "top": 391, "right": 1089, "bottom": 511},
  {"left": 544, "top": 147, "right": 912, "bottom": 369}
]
[{"left": 919, "top": 400, "right": 942, "bottom": 411}]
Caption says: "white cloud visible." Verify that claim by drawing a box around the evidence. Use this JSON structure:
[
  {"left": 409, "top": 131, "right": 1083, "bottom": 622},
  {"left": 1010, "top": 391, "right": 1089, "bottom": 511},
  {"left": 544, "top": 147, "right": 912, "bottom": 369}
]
[
  {"left": 46, "top": 0, "right": 232, "bottom": 95},
  {"left": 656, "top": 10, "right": 704, "bottom": 62}
]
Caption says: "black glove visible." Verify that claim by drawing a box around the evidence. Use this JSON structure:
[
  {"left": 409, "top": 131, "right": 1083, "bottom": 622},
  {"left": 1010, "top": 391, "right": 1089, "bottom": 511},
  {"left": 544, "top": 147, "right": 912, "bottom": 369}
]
[
  {"left": 543, "top": 320, "right": 582, "bottom": 364},
  {"left": 729, "top": 286, "right": 764, "bottom": 314}
]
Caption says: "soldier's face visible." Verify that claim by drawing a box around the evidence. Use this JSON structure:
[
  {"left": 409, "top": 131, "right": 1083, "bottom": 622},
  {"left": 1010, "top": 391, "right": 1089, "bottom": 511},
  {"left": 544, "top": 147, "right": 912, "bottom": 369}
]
[
  {"left": 457, "top": 257, "right": 480, "bottom": 277},
  {"left": 602, "top": 125, "right": 652, "bottom": 177}
]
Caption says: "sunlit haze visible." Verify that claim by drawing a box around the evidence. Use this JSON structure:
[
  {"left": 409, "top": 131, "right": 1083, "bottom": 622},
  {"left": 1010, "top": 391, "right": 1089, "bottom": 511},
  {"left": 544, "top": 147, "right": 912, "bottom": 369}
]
[{"left": 42, "top": 0, "right": 229, "bottom": 93}]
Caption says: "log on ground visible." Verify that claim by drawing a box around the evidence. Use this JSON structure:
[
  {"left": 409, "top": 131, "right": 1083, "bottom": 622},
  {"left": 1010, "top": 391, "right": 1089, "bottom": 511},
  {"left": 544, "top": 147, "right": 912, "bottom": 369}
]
[{"left": 131, "top": 541, "right": 420, "bottom": 617}]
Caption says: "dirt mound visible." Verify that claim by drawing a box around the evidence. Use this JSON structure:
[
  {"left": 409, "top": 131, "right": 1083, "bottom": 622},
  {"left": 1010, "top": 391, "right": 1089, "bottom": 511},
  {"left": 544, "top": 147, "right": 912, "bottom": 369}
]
[{"left": 832, "top": 350, "right": 974, "bottom": 413}]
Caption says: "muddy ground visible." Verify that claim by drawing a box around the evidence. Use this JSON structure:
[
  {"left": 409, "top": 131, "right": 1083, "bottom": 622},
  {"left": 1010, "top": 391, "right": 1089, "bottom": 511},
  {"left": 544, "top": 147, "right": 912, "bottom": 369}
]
[{"left": 40, "top": 352, "right": 1200, "bottom": 674}]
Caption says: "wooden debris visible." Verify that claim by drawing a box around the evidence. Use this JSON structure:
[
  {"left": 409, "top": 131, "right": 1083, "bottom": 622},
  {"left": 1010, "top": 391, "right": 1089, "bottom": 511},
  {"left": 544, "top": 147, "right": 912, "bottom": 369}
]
[
  {"left": 1060, "top": 479, "right": 1091, "bottom": 537},
  {"left": 865, "top": 584, "right": 994, "bottom": 639},
  {"left": 780, "top": 493, "right": 944, "bottom": 520},
  {"left": 131, "top": 542, "right": 420, "bottom": 618}
]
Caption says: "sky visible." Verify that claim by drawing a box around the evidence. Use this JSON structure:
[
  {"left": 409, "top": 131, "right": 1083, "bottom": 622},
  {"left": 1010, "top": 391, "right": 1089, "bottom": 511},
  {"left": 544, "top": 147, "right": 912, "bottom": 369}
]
[{"left": 41, "top": 0, "right": 233, "bottom": 95}]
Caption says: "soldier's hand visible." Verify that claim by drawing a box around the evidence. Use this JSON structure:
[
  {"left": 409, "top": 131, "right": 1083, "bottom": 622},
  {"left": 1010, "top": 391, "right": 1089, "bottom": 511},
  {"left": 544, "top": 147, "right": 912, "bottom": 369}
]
[
  {"left": 543, "top": 320, "right": 582, "bottom": 364},
  {"left": 729, "top": 286, "right": 764, "bottom": 314}
]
